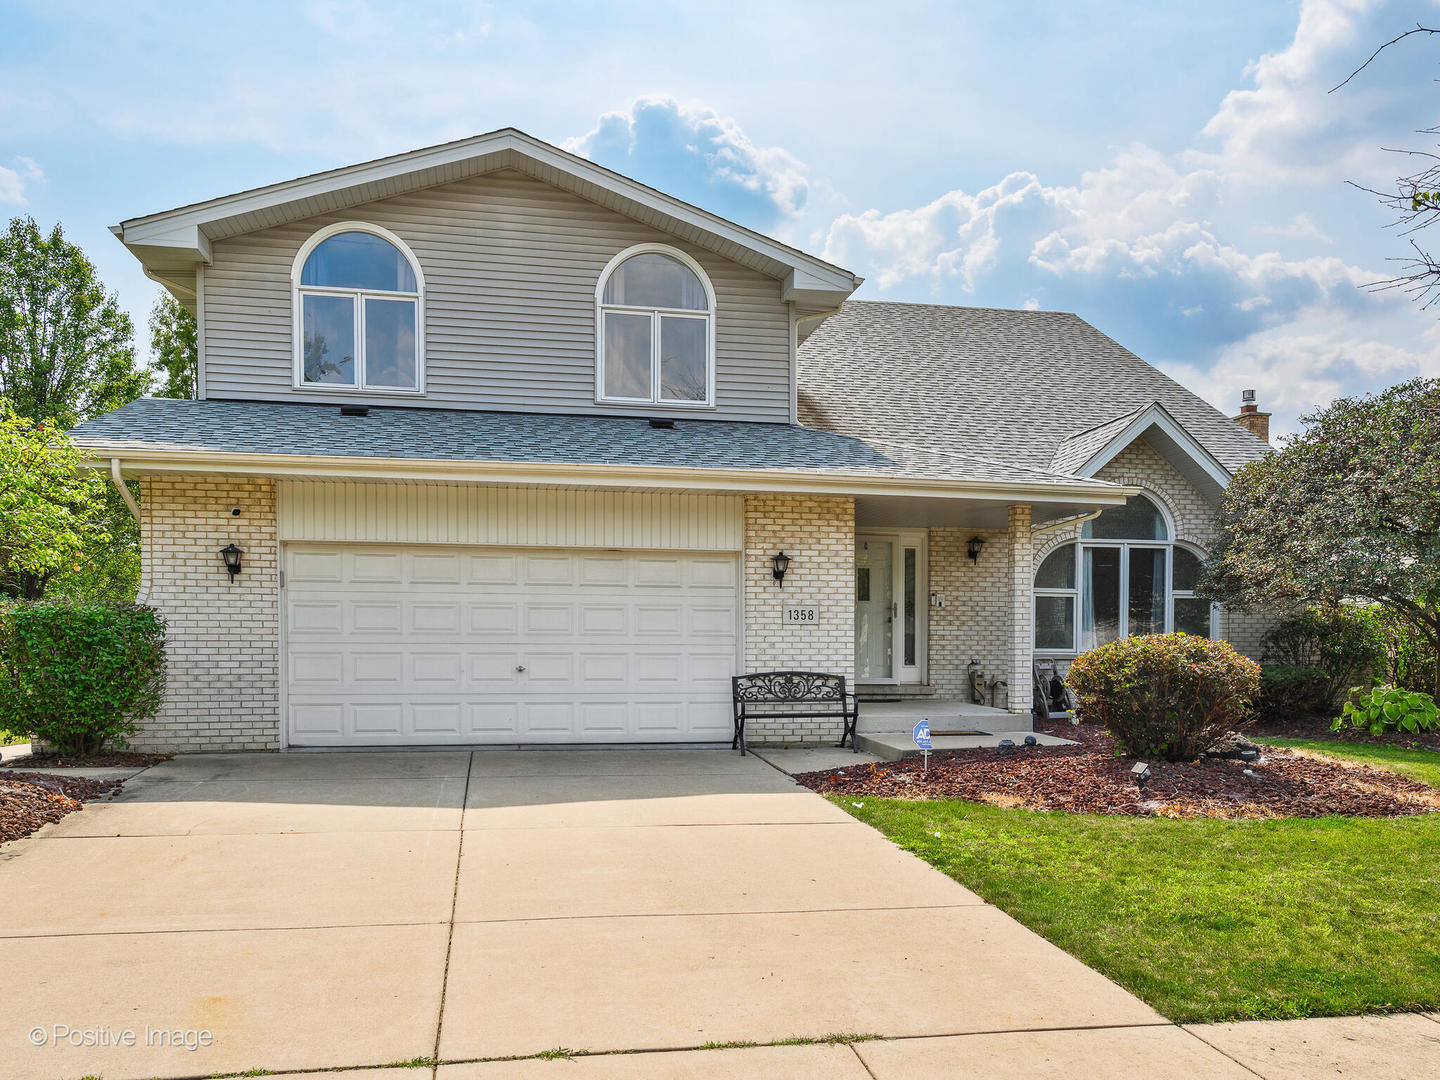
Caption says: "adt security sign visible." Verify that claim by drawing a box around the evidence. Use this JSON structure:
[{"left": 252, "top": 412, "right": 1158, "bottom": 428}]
[{"left": 913, "top": 719, "right": 933, "bottom": 773}]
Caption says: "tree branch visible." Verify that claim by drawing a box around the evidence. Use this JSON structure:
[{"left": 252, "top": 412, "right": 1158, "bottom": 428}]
[{"left": 1331, "top": 26, "right": 1440, "bottom": 93}]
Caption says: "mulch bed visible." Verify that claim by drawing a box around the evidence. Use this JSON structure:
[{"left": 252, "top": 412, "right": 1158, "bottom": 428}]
[
  {"left": 795, "top": 722, "right": 1440, "bottom": 819},
  {"left": 0, "top": 772, "right": 125, "bottom": 845},
  {"left": 1, "top": 749, "right": 169, "bottom": 769}
]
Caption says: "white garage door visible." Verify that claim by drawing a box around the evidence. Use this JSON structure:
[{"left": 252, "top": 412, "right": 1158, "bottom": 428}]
[{"left": 284, "top": 544, "right": 740, "bottom": 746}]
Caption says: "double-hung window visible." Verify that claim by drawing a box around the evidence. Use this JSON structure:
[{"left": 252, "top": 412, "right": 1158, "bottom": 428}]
[
  {"left": 596, "top": 246, "right": 715, "bottom": 406},
  {"left": 294, "top": 224, "right": 423, "bottom": 393}
]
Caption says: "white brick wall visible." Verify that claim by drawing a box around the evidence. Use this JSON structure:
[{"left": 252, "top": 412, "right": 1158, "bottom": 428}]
[
  {"left": 927, "top": 526, "right": 1015, "bottom": 706},
  {"left": 741, "top": 495, "right": 855, "bottom": 744},
  {"left": 134, "top": 476, "right": 281, "bottom": 752}
]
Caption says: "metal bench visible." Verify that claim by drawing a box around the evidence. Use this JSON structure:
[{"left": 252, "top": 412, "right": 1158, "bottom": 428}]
[{"left": 730, "top": 671, "right": 859, "bottom": 755}]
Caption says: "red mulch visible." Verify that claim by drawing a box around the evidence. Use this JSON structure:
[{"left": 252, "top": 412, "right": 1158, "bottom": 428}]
[
  {"left": 795, "top": 722, "right": 1440, "bottom": 819},
  {"left": 0, "top": 771, "right": 124, "bottom": 845},
  {"left": 2, "top": 749, "right": 169, "bottom": 769}
]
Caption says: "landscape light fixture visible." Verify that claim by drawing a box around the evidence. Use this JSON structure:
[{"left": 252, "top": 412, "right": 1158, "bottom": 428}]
[
  {"left": 771, "top": 550, "right": 791, "bottom": 588},
  {"left": 220, "top": 543, "right": 244, "bottom": 583},
  {"left": 1131, "top": 761, "right": 1152, "bottom": 784},
  {"left": 967, "top": 536, "right": 985, "bottom": 565}
]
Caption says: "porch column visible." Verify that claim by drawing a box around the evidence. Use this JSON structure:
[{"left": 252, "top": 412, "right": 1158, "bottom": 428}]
[{"left": 1007, "top": 503, "right": 1033, "bottom": 717}]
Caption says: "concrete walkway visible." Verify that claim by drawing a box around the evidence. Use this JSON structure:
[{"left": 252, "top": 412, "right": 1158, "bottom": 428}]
[{"left": 0, "top": 749, "right": 1428, "bottom": 1078}]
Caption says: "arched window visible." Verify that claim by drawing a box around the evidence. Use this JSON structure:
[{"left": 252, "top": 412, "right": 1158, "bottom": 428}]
[
  {"left": 293, "top": 223, "right": 423, "bottom": 392},
  {"left": 596, "top": 245, "right": 715, "bottom": 406},
  {"left": 1034, "top": 494, "right": 1218, "bottom": 654}
]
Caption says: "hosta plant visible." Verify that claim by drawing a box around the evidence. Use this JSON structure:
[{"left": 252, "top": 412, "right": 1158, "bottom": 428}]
[{"left": 1333, "top": 686, "right": 1439, "bottom": 736}]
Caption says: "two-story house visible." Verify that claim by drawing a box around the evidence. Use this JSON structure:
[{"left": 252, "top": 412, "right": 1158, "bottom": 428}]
[{"left": 72, "top": 128, "right": 1271, "bottom": 752}]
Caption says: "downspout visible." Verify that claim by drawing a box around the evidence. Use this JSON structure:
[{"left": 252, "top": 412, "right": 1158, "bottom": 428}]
[
  {"left": 109, "top": 459, "right": 149, "bottom": 603},
  {"left": 110, "top": 458, "right": 141, "bottom": 521}
]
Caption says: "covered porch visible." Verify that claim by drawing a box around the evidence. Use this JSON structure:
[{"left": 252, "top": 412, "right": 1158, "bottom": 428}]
[{"left": 847, "top": 487, "right": 1132, "bottom": 732}]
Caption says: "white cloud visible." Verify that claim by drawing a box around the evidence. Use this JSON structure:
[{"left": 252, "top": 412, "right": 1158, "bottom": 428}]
[
  {"left": 565, "top": 98, "right": 809, "bottom": 230},
  {"left": 0, "top": 156, "right": 43, "bottom": 203}
]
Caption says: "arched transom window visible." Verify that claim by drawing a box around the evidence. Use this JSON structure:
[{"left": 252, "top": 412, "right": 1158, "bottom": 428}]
[
  {"left": 1033, "top": 494, "right": 1216, "bottom": 654},
  {"left": 596, "top": 245, "right": 715, "bottom": 406},
  {"left": 293, "top": 224, "right": 423, "bottom": 392}
]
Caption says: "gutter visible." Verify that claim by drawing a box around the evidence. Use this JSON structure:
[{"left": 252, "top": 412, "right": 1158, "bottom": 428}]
[
  {"left": 77, "top": 447, "right": 1140, "bottom": 506},
  {"left": 1032, "top": 509, "right": 1105, "bottom": 535}
]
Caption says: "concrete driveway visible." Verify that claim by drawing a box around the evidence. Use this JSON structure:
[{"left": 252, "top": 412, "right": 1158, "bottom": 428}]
[{"left": 1, "top": 749, "right": 1254, "bottom": 1079}]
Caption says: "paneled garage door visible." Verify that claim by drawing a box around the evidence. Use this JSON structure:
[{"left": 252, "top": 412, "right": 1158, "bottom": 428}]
[{"left": 284, "top": 544, "right": 740, "bottom": 745}]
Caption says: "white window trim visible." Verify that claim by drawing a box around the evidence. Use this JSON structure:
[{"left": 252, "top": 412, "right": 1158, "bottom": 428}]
[
  {"left": 1033, "top": 496, "right": 1220, "bottom": 656},
  {"left": 291, "top": 221, "right": 426, "bottom": 395},
  {"left": 595, "top": 243, "right": 717, "bottom": 409}
]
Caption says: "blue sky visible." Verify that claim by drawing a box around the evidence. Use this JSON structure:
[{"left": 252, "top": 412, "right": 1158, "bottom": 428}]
[{"left": 2, "top": 0, "right": 1438, "bottom": 435}]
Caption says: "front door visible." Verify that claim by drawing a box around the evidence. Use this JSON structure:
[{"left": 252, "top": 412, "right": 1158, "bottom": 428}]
[{"left": 855, "top": 532, "right": 926, "bottom": 683}]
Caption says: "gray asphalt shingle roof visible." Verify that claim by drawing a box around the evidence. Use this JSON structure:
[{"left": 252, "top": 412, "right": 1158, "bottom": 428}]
[
  {"left": 797, "top": 301, "right": 1269, "bottom": 476},
  {"left": 69, "top": 397, "right": 1106, "bottom": 487}
]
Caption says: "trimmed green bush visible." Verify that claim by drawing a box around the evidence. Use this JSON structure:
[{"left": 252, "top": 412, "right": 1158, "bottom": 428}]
[
  {"left": 1333, "top": 685, "right": 1439, "bottom": 736},
  {"left": 1257, "top": 664, "right": 1332, "bottom": 723},
  {"left": 0, "top": 601, "right": 166, "bottom": 754},
  {"left": 1260, "top": 606, "right": 1383, "bottom": 710},
  {"left": 1066, "top": 633, "right": 1261, "bottom": 762}
]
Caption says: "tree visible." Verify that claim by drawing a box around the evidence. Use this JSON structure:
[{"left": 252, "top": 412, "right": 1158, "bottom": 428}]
[
  {"left": 0, "top": 215, "right": 149, "bottom": 427},
  {"left": 1335, "top": 27, "right": 1440, "bottom": 309},
  {"left": 1203, "top": 378, "right": 1440, "bottom": 697},
  {"left": 0, "top": 403, "right": 109, "bottom": 601},
  {"left": 149, "top": 294, "right": 197, "bottom": 399}
]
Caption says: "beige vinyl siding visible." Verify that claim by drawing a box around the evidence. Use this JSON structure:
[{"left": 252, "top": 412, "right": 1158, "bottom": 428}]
[
  {"left": 203, "top": 171, "right": 793, "bottom": 422},
  {"left": 277, "top": 481, "right": 743, "bottom": 551}
]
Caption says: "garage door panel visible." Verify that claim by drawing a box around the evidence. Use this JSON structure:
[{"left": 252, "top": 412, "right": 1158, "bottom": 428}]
[
  {"left": 408, "top": 602, "right": 463, "bottom": 634},
  {"left": 286, "top": 544, "right": 739, "bottom": 746}
]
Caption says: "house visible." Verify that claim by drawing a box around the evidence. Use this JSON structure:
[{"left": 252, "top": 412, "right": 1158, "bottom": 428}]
[{"left": 70, "top": 128, "right": 1271, "bottom": 752}]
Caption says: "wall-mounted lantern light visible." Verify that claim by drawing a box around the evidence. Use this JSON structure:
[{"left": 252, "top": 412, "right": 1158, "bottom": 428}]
[
  {"left": 967, "top": 536, "right": 985, "bottom": 565},
  {"left": 220, "top": 543, "right": 244, "bottom": 583},
  {"left": 771, "top": 550, "right": 791, "bottom": 588}
]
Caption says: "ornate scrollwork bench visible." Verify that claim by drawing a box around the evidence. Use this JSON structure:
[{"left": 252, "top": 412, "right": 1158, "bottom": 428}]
[{"left": 729, "top": 671, "right": 859, "bottom": 756}]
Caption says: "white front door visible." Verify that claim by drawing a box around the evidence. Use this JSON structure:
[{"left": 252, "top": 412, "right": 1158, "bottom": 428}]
[
  {"left": 284, "top": 543, "right": 740, "bottom": 745},
  {"left": 855, "top": 532, "right": 927, "bottom": 683}
]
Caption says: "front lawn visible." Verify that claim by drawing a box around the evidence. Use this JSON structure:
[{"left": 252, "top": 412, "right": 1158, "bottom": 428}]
[
  {"left": 839, "top": 795, "right": 1440, "bottom": 1023},
  {"left": 1260, "top": 737, "right": 1440, "bottom": 789}
]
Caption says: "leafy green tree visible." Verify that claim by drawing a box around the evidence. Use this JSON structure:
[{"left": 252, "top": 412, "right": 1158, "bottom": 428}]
[
  {"left": 1204, "top": 378, "right": 1440, "bottom": 697},
  {"left": 0, "top": 215, "right": 149, "bottom": 426},
  {"left": 149, "top": 293, "right": 197, "bottom": 399},
  {"left": 0, "top": 403, "right": 109, "bottom": 600}
]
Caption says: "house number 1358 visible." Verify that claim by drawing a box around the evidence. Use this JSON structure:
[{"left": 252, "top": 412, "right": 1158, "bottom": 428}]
[{"left": 784, "top": 605, "right": 818, "bottom": 623}]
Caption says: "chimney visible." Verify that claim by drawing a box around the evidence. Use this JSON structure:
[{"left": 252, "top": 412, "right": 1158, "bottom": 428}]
[{"left": 1231, "top": 389, "right": 1270, "bottom": 442}]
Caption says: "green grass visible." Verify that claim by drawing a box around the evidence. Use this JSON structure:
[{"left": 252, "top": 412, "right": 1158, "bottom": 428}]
[
  {"left": 838, "top": 796, "right": 1440, "bottom": 1023},
  {"left": 1261, "top": 737, "right": 1440, "bottom": 788}
]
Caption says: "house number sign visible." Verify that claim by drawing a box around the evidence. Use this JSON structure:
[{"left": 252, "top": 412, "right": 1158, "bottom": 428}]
[{"left": 783, "top": 604, "right": 819, "bottom": 625}]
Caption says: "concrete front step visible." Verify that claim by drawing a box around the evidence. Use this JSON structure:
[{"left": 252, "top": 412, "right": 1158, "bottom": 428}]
[
  {"left": 855, "top": 683, "right": 941, "bottom": 702},
  {"left": 857, "top": 730, "right": 1076, "bottom": 761}
]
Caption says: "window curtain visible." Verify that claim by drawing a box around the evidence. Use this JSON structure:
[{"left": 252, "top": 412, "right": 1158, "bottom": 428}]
[{"left": 1081, "top": 549, "right": 1097, "bottom": 651}]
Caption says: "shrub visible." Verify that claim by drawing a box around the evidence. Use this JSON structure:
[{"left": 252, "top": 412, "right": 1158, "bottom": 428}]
[
  {"left": 1333, "top": 685, "right": 1440, "bottom": 736},
  {"left": 0, "top": 602, "right": 166, "bottom": 755},
  {"left": 1356, "top": 606, "right": 1440, "bottom": 697},
  {"left": 1260, "top": 606, "right": 1383, "bottom": 709},
  {"left": 1066, "top": 633, "right": 1261, "bottom": 762},
  {"left": 1256, "top": 664, "right": 1332, "bottom": 723}
]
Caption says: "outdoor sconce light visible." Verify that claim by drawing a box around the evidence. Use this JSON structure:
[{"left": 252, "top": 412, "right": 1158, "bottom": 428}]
[
  {"left": 771, "top": 550, "right": 791, "bottom": 588},
  {"left": 220, "top": 543, "right": 244, "bottom": 583},
  {"left": 967, "top": 536, "right": 985, "bottom": 565}
]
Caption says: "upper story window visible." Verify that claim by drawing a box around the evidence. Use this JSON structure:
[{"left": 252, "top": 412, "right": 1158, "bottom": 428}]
[
  {"left": 293, "top": 223, "right": 424, "bottom": 393},
  {"left": 1033, "top": 494, "right": 1219, "bottom": 655},
  {"left": 596, "top": 244, "right": 715, "bottom": 407}
]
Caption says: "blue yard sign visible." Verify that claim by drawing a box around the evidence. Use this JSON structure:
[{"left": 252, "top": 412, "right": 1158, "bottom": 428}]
[{"left": 912, "top": 720, "right": 932, "bottom": 750}]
